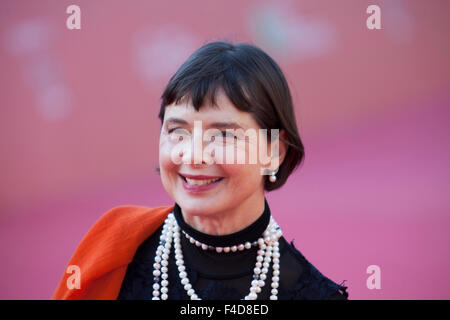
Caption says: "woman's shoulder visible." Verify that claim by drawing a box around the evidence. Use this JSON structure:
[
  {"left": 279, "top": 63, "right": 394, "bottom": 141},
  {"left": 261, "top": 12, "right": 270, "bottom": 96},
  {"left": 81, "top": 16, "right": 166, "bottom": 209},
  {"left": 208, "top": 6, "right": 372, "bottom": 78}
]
[
  {"left": 95, "top": 204, "right": 173, "bottom": 228},
  {"left": 53, "top": 204, "right": 174, "bottom": 299},
  {"left": 77, "top": 204, "right": 174, "bottom": 260},
  {"left": 279, "top": 237, "right": 349, "bottom": 300}
]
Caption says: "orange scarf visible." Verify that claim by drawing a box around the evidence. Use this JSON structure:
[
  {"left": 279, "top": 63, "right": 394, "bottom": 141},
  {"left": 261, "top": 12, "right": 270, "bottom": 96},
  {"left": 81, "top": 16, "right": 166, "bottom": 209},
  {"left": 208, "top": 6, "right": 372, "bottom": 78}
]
[{"left": 52, "top": 205, "right": 174, "bottom": 299}]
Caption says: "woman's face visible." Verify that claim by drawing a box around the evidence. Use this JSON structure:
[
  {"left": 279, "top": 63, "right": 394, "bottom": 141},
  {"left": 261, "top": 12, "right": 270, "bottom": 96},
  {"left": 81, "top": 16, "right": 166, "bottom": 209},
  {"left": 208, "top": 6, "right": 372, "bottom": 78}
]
[{"left": 159, "top": 90, "right": 282, "bottom": 218}]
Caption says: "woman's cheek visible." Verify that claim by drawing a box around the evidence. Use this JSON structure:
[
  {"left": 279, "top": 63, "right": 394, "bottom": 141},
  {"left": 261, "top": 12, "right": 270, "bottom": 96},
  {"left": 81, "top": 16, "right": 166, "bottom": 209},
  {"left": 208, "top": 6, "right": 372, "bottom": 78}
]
[{"left": 159, "top": 138, "right": 177, "bottom": 172}]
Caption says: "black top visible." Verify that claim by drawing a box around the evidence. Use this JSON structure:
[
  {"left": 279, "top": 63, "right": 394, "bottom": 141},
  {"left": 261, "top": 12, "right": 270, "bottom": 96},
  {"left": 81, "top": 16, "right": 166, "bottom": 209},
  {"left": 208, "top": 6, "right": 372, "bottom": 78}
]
[{"left": 118, "top": 198, "right": 348, "bottom": 300}]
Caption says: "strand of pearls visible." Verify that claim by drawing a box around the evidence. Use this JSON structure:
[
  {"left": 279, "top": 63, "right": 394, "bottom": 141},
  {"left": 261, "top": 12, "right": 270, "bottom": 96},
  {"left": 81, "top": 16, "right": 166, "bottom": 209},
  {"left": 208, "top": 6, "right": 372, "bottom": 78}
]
[
  {"left": 152, "top": 212, "right": 282, "bottom": 300},
  {"left": 182, "top": 230, "right": 259, "bottom": 252}
]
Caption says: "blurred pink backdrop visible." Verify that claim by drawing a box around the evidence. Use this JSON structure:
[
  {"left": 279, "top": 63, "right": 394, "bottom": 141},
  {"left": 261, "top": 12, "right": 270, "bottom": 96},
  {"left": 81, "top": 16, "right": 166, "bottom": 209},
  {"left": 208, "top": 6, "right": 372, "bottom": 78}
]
[{"left": 1, "top": 0, "right": 449, "bottom": 299}]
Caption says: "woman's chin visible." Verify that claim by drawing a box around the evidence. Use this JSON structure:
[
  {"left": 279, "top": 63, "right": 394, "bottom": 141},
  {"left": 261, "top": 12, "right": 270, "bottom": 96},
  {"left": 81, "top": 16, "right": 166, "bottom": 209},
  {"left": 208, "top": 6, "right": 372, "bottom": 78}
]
[{"left": 176, "top": 196, "right": 227, "bottom": 215}]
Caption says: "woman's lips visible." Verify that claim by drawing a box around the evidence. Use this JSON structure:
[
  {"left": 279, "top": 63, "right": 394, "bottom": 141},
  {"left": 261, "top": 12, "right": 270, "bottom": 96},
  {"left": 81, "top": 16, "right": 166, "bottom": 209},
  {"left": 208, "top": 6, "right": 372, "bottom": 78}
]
[
  {"left": 179, "top": 173, "right": 223, "bottom": 180},
  {"left": 179, "top": 174, "right": 224, "bottom": 193}
]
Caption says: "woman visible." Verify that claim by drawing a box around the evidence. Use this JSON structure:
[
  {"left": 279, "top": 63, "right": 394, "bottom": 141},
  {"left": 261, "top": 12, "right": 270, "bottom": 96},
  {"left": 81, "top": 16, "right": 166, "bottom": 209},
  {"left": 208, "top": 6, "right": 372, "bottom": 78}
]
[{"left": 53, "top": 41, "right": 348, "bottom": 300}]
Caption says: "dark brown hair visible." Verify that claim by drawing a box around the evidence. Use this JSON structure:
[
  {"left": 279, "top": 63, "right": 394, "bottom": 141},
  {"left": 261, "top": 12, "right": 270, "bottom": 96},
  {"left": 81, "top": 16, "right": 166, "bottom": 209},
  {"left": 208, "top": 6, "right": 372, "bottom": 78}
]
[{"left": 157, "top": 40, "right": 305, "bottom": 191}]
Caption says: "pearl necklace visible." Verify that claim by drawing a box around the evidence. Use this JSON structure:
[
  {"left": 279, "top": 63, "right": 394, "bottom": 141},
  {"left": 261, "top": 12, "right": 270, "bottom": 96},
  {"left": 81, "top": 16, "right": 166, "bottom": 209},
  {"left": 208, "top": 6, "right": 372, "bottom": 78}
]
[
  {"left": 151, "top": 212, "right": 282, "bottom": 300},
  {"left": 182, "top": 230, "right": 259, "bottom": 252}
]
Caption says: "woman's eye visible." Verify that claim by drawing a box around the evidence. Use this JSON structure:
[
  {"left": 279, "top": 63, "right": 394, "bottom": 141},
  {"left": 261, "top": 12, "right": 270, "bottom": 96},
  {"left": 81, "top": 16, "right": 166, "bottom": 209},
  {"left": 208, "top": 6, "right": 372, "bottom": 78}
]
[
  {"left": 219, "top": 131, "right": 237, "bottom": 142},
  {"left": 168, "top": 127, "right": 181, "bottom": 134},
  {"left": 168, "top": 128, "right": 189, "bottom": 141}
]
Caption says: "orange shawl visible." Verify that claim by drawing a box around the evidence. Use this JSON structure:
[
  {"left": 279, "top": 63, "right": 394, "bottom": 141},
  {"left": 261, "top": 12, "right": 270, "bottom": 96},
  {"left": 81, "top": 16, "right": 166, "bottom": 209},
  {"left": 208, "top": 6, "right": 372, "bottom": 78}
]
[{"left": 52, "top": 205, "right": 174, "bottom": 299}]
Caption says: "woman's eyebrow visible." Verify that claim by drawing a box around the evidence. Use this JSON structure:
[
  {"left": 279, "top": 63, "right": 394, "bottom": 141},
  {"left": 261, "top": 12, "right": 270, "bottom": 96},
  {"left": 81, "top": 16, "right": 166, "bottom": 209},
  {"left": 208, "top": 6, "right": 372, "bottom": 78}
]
[
  {"left": 209, "top": 121, "right": 243, "bottom": 129},
  {"left": 165, "top": 117, "right": 243, "bottom": 129},
  {"left": 165, "top": 117, "right": 188, "bottom": 125}
]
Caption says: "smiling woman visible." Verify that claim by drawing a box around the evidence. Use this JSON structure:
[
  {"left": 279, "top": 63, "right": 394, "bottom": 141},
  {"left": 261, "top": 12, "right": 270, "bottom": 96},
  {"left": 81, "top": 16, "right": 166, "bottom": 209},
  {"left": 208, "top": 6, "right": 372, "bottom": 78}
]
[{"left": 52, "top": 40, "right": 348, "bottom": 300}]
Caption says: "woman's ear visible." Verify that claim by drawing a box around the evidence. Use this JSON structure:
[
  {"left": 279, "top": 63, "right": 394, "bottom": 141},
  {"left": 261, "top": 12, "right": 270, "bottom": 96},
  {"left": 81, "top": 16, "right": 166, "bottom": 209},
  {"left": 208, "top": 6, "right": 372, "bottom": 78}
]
[
  {"left": 262, "top": 129, "right": 288, "bottom": 174},
  {"left": 277, "top": 129, "right": 288, "bottom": 167}
]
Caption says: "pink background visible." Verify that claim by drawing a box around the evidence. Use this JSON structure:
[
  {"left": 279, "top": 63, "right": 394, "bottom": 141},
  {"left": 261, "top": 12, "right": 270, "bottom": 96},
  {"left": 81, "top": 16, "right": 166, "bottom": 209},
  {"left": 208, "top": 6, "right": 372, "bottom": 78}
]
[{"left": 1, "top": 0, "right": 449, "bottom": 299}]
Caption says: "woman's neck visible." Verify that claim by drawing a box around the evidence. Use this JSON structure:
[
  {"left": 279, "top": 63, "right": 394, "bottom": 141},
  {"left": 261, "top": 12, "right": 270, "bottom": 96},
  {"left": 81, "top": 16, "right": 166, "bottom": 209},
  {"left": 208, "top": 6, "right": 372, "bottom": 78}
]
[{"left": 181, "top": 192, "right": 266, "bottom": 236}]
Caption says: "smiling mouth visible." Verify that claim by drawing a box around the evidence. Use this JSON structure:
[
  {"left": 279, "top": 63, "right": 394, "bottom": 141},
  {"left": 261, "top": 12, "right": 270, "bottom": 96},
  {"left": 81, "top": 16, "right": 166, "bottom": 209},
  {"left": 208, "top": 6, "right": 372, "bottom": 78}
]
[{"left": 179, "top": 174, "right": 224, "bottom": 186}]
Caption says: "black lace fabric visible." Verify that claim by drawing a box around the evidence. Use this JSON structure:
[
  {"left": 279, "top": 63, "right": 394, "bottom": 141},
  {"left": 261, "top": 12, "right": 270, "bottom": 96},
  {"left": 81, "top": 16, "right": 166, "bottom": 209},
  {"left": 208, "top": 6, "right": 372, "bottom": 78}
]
[{"left": 118, "top": 199, "right": 348, "bottom": 300}]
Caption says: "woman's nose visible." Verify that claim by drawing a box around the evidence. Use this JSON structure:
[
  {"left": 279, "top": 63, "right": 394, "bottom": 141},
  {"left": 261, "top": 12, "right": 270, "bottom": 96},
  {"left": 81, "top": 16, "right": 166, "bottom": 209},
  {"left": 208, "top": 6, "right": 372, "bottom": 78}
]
[{"left": 179, "top": 132, "right": 215, "bottom": 165}]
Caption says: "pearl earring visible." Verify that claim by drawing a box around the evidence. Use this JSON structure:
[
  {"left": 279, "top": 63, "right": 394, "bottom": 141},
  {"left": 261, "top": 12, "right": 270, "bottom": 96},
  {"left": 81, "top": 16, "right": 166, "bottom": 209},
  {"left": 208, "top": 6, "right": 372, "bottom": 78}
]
[{"left": 269, "top": 171, "right": 277, "bottom": 183}]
